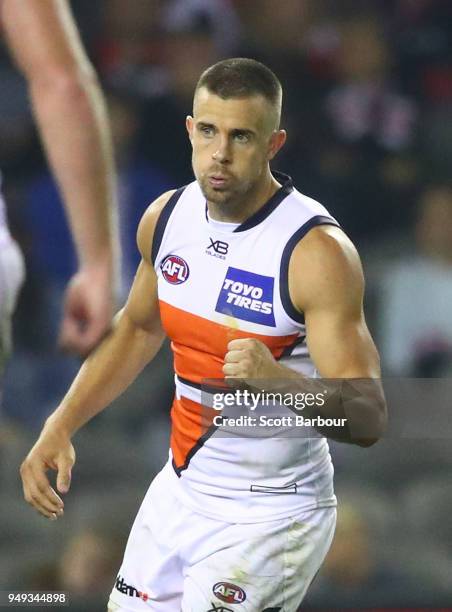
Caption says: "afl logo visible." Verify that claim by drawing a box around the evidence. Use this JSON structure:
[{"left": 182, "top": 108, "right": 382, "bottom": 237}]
[
  {"left": 160, "top": 254, "right": 190, "bottom": 284},
  {"left": 212, "top": 582, "right": 246, "bottom": 604}
]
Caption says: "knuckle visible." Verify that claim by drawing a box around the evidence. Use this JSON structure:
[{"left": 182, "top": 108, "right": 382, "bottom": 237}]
[{"left": 36, "top": 482, "right": 48, "bottom": 495}]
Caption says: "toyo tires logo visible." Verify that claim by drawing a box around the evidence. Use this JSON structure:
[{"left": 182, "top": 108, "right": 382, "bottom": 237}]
[{"left": 215, "top": 267, "right": 275, "bottom": 327}]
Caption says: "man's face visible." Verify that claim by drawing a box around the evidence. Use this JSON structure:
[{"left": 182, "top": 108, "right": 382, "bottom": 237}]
[{"left": 186, "top": 87, "right": 284, "bottom": 207}]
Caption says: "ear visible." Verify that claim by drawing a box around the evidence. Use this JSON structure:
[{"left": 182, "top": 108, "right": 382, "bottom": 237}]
[
  {"left": 186, "top": 116, "right": 194, "bottom": 143},
  {"left": 268, "top": 129, "right": 287, "bottom": 160}
]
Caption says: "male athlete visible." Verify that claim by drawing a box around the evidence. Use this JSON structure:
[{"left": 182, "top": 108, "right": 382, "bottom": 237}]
[
  {"left": 0, "top": 0, "right": 117, "bottom": 364},
  {"left": 20, "top": 59, "right": 386, "bottom": 610}
]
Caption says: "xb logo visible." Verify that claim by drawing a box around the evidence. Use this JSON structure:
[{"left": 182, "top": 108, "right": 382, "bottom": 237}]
[{"left": 206, "top": 238, "right": 229, "bottom": 258}]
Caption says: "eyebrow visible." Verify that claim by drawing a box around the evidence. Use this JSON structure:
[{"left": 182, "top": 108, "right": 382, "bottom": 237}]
[{"left": 196, "top": 121, "right": 215, "bottom": 130}]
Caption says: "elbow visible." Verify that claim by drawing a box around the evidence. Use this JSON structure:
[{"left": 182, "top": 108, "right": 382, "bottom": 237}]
[
  {"left": 355, "top": 436, "right": 379, "bottom": 448},
  {"left": 30, "top": 64, "right": 99, "bottom": 106},
  {"left": 353, "top": 405, "right": 388, "bottom": 448}
]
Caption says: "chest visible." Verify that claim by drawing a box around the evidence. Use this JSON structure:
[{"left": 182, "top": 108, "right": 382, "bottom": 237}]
[{"left": 156, "top": 223, "right": 296, "bottom": 339}]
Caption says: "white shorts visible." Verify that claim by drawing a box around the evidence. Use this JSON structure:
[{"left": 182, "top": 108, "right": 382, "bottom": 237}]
[
  {"left": 0, "top": 229, "right": 25, "bottom": 370},
  {"left": 108, "top": 463, "right": 336, "bottom": 611}
]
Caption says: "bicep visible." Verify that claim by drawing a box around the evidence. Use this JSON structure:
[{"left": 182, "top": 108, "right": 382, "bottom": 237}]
[
  {"left": 124, "top": 259, "right": 164, "bottom": 338},
  {"left": 122, "top": 190, "right": 176, "bottom": 336},
  {"left": 305, "top": 308, "right": 380, "bottom": 378},
  {"left": 290, "top": 226, "right": 380, "bottom": 378},
  {"left": 2, "top": 0, "right": 92, "bottom": 80}
]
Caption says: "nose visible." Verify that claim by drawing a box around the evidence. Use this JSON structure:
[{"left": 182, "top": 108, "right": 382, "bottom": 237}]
[{"left": 212, "top": 136, "right": 231, "bottom": 163}]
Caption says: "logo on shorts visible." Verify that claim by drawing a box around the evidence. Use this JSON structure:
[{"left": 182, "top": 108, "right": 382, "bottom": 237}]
[
  {"left": 215, "top": 267, "right": 275, "bottom": 327},
  {"left": 212, "top": 582, "right": 246, "bottom": 604},
  {"left": 160, "top": 254, "right": 190, "bottom": 284},
  {"left": 114, "top": 575, "right": 150, "bottom": 602}
]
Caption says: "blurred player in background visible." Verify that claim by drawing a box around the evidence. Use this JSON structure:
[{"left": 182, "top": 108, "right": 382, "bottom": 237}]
[
  {"left": 21, "top": 58, "right": 386, "bottom": 610},
  {"left": 0, "top": 0, "right": 118, "bottom": 369}
]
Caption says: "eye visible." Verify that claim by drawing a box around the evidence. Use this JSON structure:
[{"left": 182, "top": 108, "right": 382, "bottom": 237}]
[
  {"left": 234, "top": 132, "right": 250, "bottom": 143},
  {"left": 200, "top": 125, "right": 215, "bottom": 138}
]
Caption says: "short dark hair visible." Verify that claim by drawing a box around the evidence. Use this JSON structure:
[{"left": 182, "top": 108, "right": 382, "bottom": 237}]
[{"left": 195, "top": 58, "right": 282, "bottom": 107}]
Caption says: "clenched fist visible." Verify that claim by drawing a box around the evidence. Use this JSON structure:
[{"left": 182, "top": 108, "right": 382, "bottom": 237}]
[{"left": 223, "top": 338, "right": 282, "bottom": 380}]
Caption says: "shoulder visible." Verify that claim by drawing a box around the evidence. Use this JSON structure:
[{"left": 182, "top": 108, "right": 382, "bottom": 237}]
[
  {"left": 289, "top": 225, "right": 364, "bottom": 312},
  {"left": 293, "top": 224, "right": 362, "bottom": 271},
  {"left": 137, "top": 190, "right": 177, "bottom": 262}
]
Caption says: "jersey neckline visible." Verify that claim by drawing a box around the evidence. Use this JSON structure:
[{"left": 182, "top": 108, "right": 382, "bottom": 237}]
[{"left": 206, "top": 212, "right": 241, "bottom": 233}]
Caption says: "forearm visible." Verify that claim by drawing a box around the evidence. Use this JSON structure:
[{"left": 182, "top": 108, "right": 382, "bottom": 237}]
[
  {"left": 30, "top": 70, "right": 118, "bottom": 269},
  {"left": 257, "top": 363, "right": 387, "bottom": 446},
  {"left": 47, "top": 310, "right": 164, "bottom": 437}
]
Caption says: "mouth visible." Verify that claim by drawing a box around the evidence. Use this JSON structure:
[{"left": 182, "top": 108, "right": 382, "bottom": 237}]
[{"left": 208, "top": 174, "right": 230, "bottom": 189}]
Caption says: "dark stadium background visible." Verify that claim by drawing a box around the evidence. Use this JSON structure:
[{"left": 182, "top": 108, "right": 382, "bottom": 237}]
[{"left": 1, "top": 1, "right": 451, "bottom": 610}]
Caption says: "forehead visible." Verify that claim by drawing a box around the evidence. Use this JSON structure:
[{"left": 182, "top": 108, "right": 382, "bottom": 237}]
[{"left": 193, "top": 87, "right": 271, "bottom": 131}]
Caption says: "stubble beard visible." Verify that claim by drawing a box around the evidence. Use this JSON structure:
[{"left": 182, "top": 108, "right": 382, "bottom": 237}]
[{"left": 198, "top": 172, "right": 259, "bottom": 216}]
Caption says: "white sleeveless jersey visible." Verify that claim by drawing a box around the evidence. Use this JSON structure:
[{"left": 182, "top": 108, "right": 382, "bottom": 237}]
[{"left": 152, "top": 172, "right": 338, "bottom": 522}]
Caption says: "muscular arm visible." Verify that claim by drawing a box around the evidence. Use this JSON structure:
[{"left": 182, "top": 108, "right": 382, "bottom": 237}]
[
  {"left": 2, "top": 0, "right": 117, "bottom": 267},
  {"left": 290, "top": 226, "right": 386, "bottom": 444},
  {"left": 2, "top": 0, "right": 119, "bottom": 353},
  {"left": 20, "top": 191, "right": 174, "bottom": 518},
  {"left": 224, "top": 225, "right": 386, "bottom": 445},
  {"left": 291, "top": 226, "right": 380, "bottom": 379},
  {"left": 48, "top": 263, "right": 163, "bottom": 437}
]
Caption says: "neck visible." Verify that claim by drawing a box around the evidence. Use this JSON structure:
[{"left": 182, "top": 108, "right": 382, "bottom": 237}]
[{"left": 207, "top": 170, "right": 281, "bottom": 223}]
